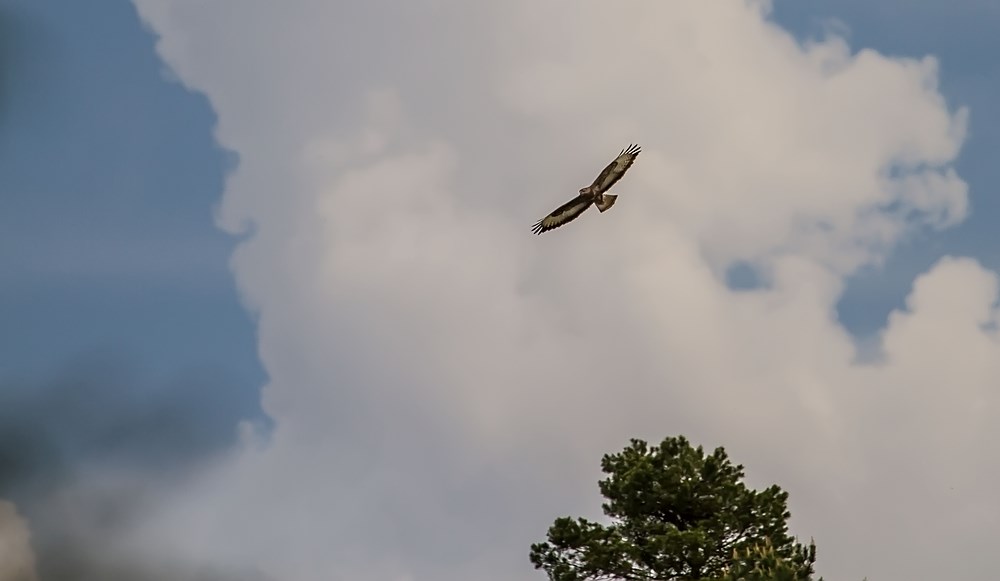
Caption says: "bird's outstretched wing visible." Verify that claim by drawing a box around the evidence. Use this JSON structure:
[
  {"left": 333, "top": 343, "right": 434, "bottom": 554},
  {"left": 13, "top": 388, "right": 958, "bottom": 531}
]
[
  {"left": 589, "top": 144, "right": 641, "bottom": 193},
  {"left": 531, "top": 194, "right": 595, "bottom": 234}
]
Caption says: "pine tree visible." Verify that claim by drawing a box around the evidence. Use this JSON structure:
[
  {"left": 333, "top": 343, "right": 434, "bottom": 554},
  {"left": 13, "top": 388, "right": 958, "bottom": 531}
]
[
  {"left": 529, "top": 436, "right": 819, "bottom": 581},
  {"left": 719, "top": 537, "right": 819, "bottom": 581}
]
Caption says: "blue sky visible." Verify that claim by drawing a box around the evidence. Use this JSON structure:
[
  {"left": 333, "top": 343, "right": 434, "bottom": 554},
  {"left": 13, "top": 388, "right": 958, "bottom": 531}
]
[
  {"left": 1, "top": 1, "right": 263, "bottom": 392},
  {"left": 5, "top": 0, "right": 994, "bottom": 410},
  {"left": 0, "top": 2, "right": 267, "bottom": 543},
  {"left": 2, "top": 1, "right": 1000, "bottom": 578},
  {"left": 772, "top": 0, "right": 1000, "bottom": 335},
  {"left": 4, "top": 0, "right": 996, "bottom": 377}
]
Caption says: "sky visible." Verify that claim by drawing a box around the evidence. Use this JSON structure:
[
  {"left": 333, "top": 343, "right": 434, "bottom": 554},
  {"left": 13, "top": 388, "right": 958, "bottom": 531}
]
[{"left": 1, "top": 1, "right": 1000, "bottom": 580}]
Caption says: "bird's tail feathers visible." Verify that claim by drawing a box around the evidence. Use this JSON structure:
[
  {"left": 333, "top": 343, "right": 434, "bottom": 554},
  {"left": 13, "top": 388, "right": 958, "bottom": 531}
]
[{"left": 596, "top": 194, "right": 618, "bottom": 213}]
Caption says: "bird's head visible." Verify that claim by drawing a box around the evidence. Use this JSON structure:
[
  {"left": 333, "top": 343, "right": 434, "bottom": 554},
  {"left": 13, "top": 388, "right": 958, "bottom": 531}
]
[{"left": 579, "top": 186, "right": 593, "bottom": 195}]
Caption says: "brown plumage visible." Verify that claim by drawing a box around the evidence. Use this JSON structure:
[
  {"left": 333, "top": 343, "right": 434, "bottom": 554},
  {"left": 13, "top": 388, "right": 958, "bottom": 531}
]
[{"left": 532, "top": 144, "right": 641, "bottom": 235}]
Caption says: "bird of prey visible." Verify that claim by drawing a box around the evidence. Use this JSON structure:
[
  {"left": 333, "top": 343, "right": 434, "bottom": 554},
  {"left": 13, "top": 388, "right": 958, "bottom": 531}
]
[{"left": 531, "top": 144, "right": 641, "bottom": 235}]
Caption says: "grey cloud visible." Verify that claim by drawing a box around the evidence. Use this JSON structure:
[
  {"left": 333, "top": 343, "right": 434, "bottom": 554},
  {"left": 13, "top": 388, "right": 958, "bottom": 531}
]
[
  {"left": 0, "top": 500, "right": 38, "bottom": 581},
  {"left": 0, "top": 356, "right": 267, "bottom": 581},
  {"left": 0, "top": 356, "right": 258, "bottom": 496}
]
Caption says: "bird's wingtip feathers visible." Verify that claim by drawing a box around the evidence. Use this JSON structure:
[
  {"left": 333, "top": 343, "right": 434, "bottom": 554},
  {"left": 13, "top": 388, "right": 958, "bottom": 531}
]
[{"left": 618, "top": 143, "right": 641, "bottom": 157}]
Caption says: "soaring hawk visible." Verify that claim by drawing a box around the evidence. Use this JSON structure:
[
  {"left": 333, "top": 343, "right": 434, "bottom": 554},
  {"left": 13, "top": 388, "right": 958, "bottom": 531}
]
[{"left": 531, "top": 144, "right": 641, "bottom": 235}]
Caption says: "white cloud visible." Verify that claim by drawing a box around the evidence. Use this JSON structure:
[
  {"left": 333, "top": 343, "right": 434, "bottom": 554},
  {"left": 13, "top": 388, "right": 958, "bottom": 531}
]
[
  {"left": 0, "top": 501, "right": 38, "bottom": 581},
  {"left": 129, "top": 1, "right": 994, "bottom": 580}
]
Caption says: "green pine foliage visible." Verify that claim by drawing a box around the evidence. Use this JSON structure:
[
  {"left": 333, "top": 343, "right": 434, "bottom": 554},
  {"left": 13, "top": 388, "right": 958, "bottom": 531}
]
[
  {"left": 720, "top": 537, "right": 820, "bottom": 581},
  {"left": 529, "top": 436, "right": 819, "bottom": 581}
]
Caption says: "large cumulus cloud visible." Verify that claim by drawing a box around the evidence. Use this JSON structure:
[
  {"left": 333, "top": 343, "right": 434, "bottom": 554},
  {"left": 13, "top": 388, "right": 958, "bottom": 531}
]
[{"left": 126, "top": 1, "right": 992, "bottom": 580}]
